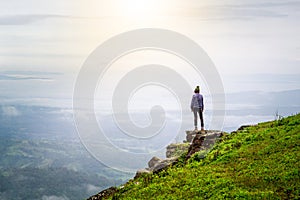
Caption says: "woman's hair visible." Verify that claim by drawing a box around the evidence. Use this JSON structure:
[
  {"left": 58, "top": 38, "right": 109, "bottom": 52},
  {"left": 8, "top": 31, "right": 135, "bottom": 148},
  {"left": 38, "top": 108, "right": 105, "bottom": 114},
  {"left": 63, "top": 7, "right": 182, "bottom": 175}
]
[{"left": 194, "top": 86, "right": 200, "bottom": 93}]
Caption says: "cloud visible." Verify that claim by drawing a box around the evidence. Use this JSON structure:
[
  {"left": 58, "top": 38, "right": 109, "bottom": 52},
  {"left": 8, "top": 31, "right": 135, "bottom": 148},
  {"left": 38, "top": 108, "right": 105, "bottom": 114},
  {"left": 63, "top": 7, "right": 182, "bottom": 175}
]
[
  {"left": 1, "top": 106, "right": 21, "bottom": 116},
  {"left": 0, "top": 1, "right": 292, "bottom": 26},
  {"left": 0, "top": 14, "right": 72, "bottom": 25},
  {"left": 41, "top": 195, "right": 70, "bottom": 200},
  {"left": 0, "top": 74, "right": 52, "bottom": 81},
  {"left": 222, "top": 1, "right": 300, "bottom": 9},
  {"left": 0, "top": 71, "right": 60, "bottom": 81},
  {"left": 1, "top": 70, "right": 62, "bottom": 75},
  {"left": 215, "top": 1, "right": 299, "bottom": 19},
  {"left": 85, "top": 184, "right": 102, "bottom": 193},
  {"left": 168, "top": 1, "right": 299, "bottom": 20}
]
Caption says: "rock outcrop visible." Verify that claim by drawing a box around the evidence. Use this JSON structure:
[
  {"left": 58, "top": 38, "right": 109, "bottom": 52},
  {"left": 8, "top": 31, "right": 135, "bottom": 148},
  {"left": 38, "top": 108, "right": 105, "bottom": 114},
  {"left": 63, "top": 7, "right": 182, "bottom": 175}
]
[
  {"left": 135, "top": 130, "right": 223, "bottom": 178},
  {"left": 88, "top": 129, "right": 224, "bottom": 200},
  {"left": 186, "top": 130, "right": 223, "bottom": 160},
  {"left": 166, "top": 143, "right": 190, "bottom": 158},
  {"left": 185, "top": 130, "right": 198, "bottom": 143},
  {"left": 87, "top": 187, "right": 117, "bottom": 200},
  {"left": 135, "top": 156, "right": 179, "bottom": 178}
]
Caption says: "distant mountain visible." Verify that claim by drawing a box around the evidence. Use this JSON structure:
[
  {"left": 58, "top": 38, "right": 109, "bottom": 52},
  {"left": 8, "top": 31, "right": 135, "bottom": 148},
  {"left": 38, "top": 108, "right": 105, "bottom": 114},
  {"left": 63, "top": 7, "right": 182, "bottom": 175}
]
[
  {"left": 0, "top": 105, "right": 132, "bottom": 200},
  {"left": 226, "top": 89, "right": 300, "bottom": 105},
  {"left": 221, "top": 89, "right": 300, "bottom": 131}
]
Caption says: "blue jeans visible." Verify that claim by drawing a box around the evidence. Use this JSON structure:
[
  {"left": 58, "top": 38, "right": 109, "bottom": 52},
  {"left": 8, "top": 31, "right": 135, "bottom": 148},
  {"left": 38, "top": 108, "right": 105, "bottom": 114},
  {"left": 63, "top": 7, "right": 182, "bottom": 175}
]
[{"left": 193, "top": 107, "right": 204, "bottom": 128}]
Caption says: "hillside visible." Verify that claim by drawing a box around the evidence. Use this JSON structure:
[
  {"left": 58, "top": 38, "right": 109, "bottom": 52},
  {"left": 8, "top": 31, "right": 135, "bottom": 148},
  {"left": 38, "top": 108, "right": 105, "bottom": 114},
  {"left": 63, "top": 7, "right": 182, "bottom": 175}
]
[
  {"left": 0, "top": 138, "right": 127, "bottom": 200},
  {"left": 0, "top": 105, "right": 131, "bottom": 199},
  {"left": 89, "top": 114, "right": 300, "bottom": 199}
]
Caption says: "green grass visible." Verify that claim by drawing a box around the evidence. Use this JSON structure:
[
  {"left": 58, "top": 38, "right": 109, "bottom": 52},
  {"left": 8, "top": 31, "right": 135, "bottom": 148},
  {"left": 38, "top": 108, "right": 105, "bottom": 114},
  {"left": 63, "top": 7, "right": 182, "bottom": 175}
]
[{"left": 109, "top": 114, "right": 300, "bottom": 199}]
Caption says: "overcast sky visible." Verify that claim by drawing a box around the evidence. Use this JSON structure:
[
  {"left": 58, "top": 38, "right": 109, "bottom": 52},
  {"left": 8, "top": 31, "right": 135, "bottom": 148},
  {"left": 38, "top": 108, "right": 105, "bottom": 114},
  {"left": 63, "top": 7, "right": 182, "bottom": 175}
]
[{"left": 0, "top": 0, "right": 299, "bottom": 103}]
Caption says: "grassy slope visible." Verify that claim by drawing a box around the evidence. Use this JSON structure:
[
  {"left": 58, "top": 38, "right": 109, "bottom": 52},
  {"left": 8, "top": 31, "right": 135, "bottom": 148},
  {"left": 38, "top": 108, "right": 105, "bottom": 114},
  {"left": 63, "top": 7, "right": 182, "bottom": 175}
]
[{"left": 111, "top": 114, "right": 300, "bottom": 199}]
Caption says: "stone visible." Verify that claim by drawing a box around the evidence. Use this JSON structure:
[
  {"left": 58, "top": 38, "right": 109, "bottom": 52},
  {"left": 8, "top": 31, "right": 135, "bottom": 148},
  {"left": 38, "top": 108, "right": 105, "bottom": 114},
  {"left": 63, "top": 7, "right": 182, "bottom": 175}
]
[
  {"left": 134, "top": 169, "right": 151, "bottom": 179},
  {"left": 237, "top": 125, "right": 254, "bottom": 131},
  {"left": 166, "top": 143, "right": 189, "bottom": 158},
  {"left": 152, "top": 162, "right": 169, "bottom": 172},
  {"left": 186, "top": 131, "right": 223, "bottom": 160},
  {"left": 186, "top": 131, "right": 197, "bottom": 143},
  {"left": 148, "top": 156, "right": 162, "bottom": 168},
  {"left": 151, "top": 157, "right": 179, "bottom": 173},
  {"left": 87, "top": 186, "right": 117, "bottom": 200},
  {"left": 89, "top": 129, "right": 225, "bottom": 200}
]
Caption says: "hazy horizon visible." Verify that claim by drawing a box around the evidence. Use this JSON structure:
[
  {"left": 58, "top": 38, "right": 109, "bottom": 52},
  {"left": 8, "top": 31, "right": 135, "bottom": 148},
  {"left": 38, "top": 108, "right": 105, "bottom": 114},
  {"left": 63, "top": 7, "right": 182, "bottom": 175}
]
[
  {"left": 0, "top": 1, "right": 299, "bottom": 199},
  {"left": 1, "top": 1, "right": 299, "bottom": 104}
]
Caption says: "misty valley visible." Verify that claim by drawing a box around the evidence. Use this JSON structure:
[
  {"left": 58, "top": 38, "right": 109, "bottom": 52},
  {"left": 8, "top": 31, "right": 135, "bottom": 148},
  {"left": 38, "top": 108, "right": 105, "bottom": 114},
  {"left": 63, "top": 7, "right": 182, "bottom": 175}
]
[{"left": 0, "top": 89, "right": 299, "bottom": 199}]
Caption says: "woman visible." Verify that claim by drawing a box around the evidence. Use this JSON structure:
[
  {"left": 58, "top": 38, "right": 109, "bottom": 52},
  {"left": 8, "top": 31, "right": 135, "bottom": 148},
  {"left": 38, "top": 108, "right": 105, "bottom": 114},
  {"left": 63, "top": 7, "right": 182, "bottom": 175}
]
[{"left": 190, "top": 86, "right": 204, "bottom": 131}]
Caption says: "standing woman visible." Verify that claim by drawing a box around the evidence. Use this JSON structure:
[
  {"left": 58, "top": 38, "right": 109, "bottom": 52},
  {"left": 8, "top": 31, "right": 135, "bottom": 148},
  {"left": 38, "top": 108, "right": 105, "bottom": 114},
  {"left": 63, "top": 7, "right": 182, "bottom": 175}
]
[{"left": 190, "top": 86, "right": 204, "bottom": 132}]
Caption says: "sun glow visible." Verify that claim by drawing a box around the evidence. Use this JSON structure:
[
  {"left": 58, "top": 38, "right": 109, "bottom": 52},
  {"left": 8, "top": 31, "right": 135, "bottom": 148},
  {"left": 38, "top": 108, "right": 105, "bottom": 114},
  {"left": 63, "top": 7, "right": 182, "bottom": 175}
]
[{"left": 117, "top": 0, "right": 165, "bottom": 19}]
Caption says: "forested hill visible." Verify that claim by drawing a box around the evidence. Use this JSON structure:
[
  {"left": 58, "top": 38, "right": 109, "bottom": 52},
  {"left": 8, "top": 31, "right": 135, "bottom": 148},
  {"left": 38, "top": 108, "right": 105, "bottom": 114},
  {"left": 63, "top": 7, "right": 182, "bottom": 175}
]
[{"left": 89, "top": 114, "right": 300, "bottom": 199}]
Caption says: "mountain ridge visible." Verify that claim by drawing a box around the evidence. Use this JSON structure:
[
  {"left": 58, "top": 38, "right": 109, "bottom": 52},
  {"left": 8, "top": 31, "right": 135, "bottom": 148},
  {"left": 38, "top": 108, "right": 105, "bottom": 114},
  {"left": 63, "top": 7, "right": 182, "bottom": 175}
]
[{"left": 88, "top": 114, "right": 300, "bottom": 199}]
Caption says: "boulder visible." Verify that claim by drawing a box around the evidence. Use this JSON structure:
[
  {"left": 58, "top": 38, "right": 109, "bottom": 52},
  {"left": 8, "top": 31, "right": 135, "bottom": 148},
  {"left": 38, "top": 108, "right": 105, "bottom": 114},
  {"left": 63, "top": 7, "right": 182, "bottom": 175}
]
[
  {"left": 166, "top": 143, "right": 189, "bottom": 158},
  {"left": 152, "top": 161, "right": 169, "bottom": 172},
  {"left": 148, "top": 156, "right": 162, "bottom": 168},
  {"left": 87, "top": 186, "right": 117, "bottom": 200},
  {"left": 151, "top": 157, "right": 179, "bottom": 173},
  {"left": 136, "top": 157, "right": 179, "bottom": 175},
  {"left": 134, "top": 169, "right": 151, "bottom": 179},
  {"left": 90, "top": 129, "right": 225, "bottom": 200},
  {"left": 135, "top": 130, "right": 223, "bottom": 182}
]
